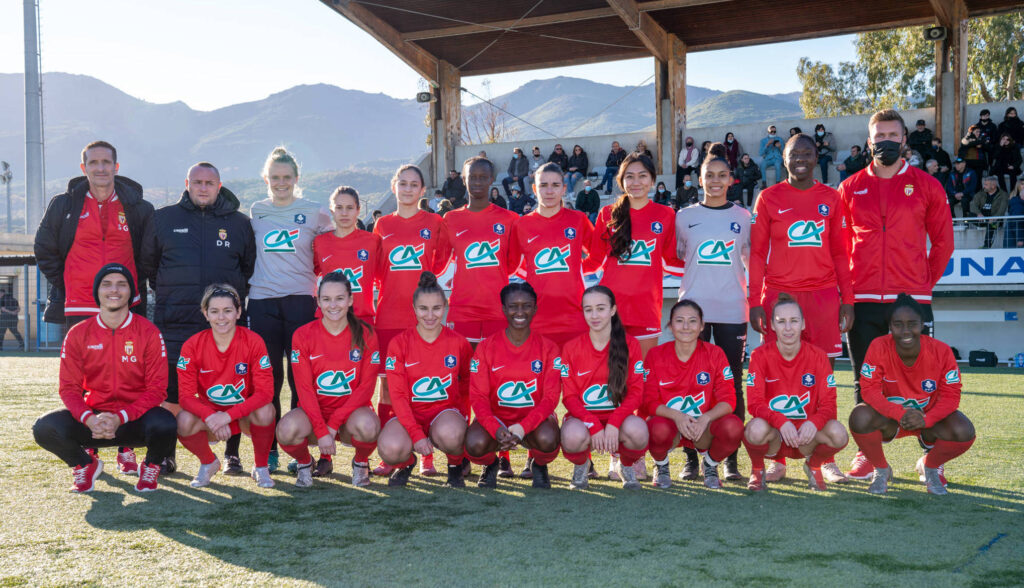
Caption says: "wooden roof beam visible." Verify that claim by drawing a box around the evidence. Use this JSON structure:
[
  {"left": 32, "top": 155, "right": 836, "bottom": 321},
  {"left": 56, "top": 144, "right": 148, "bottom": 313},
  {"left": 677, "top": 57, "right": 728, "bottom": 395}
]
[
  {"left": 606, "top": 0, "right": 671, "bottom": 61},
  {"left": 320, "top": 0, "right": 440, "bottom": 83},
  {"left": 928, "top": 0, "right": 968, "bottom": 29},
  {"left": 688, "top": 16, "right": 937, "bottom": 52}
]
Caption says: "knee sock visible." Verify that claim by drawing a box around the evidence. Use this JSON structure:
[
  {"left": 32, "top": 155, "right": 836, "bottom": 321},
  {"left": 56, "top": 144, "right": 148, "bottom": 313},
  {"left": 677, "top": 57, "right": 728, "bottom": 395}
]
[
  {"left": 279, "top": 442, "right": 312, "bottom": 465},
  {"left": 743, "top": 440, "right": 769, "bottom": 471},
  {"left": 773, "top": 456, "right": 787, "bottom": 465},
  {"left": 851, "top": 431, "right": 888, "bottom": 469},
  {"left": 562, "top": 450, "right": 590, "bottom": 465},
  {"left": 923, "top": 439, "right": 975, "bottom": 468},
  {"left": 528, "top": 447, "right": 559, "bottom": 466},
  {"left": 392, "top": 455, "right": 415, "bottom": 469},
  {"left": 467, "top": 452, "right": 497, "bottom": 466},
  {"left": 249, "top": 423, "right": 275, "bottom": 468},
  {"left": 619, "top": 446, "right": 646, "bottom": 467},
  {"left": 498, "top": 450, "right": 510, "bottom": 461},
  {"left": 807, "top": 442, "right": 844, "bottom": 469},
  {"left": 351, "top": 439, "right": 376, "bottom": 465},
  {"left": 178, "top": 432, "right": 216, "bottom": 465},
  {"left": 445, "top": 453, "right": 464, "bottom": 466},
  {"left": 376, "top": 402, "right": 393, "bottom": 424}
]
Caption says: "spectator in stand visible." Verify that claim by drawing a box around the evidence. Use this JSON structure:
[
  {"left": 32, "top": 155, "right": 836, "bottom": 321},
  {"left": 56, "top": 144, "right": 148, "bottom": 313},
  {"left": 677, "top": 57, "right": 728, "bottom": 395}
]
[
  {"left": 1005, "top": 178, "right": 1024, "bottom": 248},
  {"left": 837, "top": 145, "right": 868, "bottom": 182},
  {"left": 991, "top": 133, "right": 1022, "bottom": 192},
  {"left": 441, "top": 169, "right": 467, "bottom": 209},
  {"left": 597, "top": 141, "right": 627, "bottom": 195},
  {"left": 566, "top": 145, "right": 589, "bottom": 193},
  {"left": 931, "top": 137, "right": 952, "bottom": 172},
  {"left": 814, "top": 123, "right": 836, "bottom": 184},
  {"left": 906, "top": 148, "right": 924, "bottom": 169},
  {"left": 526, "top": 146, "right": 545, "bottom": 196},
  {"left": 789, "top": 127, "right": 803, "bottom": 137},
  {"left": 735, "top": 153, "right": 762, "bottom": 207},
  {"left": 366, "top": 209, "right": 382, "bottom": 233},
  {"left": 635, "top": 139, "right": 654, "bottom": 162},
  {"left": 478, "top": 150, "right": 488, "bottom": 158},
  {"left": 548, "top": 144, "right": 569, "bottom": 174},
  {"left": 428, "top": 190, "right": 443, "bottom": 212},
  {"left": 489, "top": 186, "right": 508, "bottom": 209},
  {"left": 976, "top": 109, "right": 998, "bottom": 154},
  {"left": 674, "top": 174, "right": 698, "bottom": 209},
  {"left": 574, "top": 179, "right": 600, "bottom": 223},
  {"left": 502, "top": 147, "right": 529, "bottom": 198},
  {"left": 759, "top": 126, "right": 785, "bottom": 188},
  {"left": 908, "top": 119, "right": 934, "bottom": 160},
  {"left": 926, "top": 159, "right": 949, "bottom": 188},
  {"left": 652, "top": 181, "right": 672, "bottom": 206},
  {"left": 676, "top": 136, "right": 700, "bottom": 189},
  {"left": 723, "top": 132, "right": 741, "bottom": 170},
  {"left": 0, "top": 286, "right": 23, "bottom": 351},
  {"left": 436, "top": 199, "right": 455, "bottom": 217},
  {"left": 997, "top": 106, "right": 1023, "bottom": 147},
  {"left": 507, "top": 186, "right": 536, "bottom": 216},
  {"left": 696, "top": 140, "right": 712, "bottom": 180},
  {"left": 945, "top": 157, "right": 978, "bottom": 219},
  {"left": 959, "top": 125, "right": 989, "bottom": 175},
  {"left": 971, "top": 176, "right": 1008, "bottom": 248}
]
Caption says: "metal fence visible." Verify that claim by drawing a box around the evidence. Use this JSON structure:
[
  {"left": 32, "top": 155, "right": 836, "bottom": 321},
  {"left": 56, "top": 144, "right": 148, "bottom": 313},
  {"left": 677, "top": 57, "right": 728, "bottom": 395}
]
[{"left": 951, "top": 215, "right": 1024, "bottom": 250}]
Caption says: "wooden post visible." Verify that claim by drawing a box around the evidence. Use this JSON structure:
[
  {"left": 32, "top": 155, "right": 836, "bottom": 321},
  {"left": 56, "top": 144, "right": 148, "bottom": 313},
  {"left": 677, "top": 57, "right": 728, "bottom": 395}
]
[
  {"left": 950, "top": 9, "right": 968, "bottom": 145},
  {"left": 668, "top": 36, "right": 687, "bottom": 179},
  {"left": 439, "top": 61, "right": 461, "bottom": 183},
  {"left": 934, "top": 37, "right": 947, "bottom": 139},
  {"left": 655, "top": 57, "right": 668, "bottom": 175}
]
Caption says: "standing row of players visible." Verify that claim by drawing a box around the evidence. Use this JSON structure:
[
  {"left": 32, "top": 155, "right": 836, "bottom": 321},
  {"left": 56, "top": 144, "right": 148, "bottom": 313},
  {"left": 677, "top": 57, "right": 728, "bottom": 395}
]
[{"left": 35, "top": 108, "right": 974, "bottom": 495}]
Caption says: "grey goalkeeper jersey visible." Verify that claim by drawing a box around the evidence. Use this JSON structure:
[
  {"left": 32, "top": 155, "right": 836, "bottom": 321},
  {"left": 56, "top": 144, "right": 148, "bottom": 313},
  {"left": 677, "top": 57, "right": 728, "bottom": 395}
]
[
  {"left": 675, "top": 202, "right": 751, "bottom": 324},
  {"left": 249, "top": 197, "right": 333, "bottom": 299}
]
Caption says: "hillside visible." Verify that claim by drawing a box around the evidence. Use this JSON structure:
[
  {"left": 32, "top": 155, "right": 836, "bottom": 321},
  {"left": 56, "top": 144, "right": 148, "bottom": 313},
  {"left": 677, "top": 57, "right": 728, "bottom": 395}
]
[{"left": 686, "top": 90, "right": 803, "bottom": 128}]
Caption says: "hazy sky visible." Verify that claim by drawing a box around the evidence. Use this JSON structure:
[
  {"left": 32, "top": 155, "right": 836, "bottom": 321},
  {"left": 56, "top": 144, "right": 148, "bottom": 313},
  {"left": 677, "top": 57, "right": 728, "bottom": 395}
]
[{"left": 0, "top": 0, "right": 858, "bottom": 111}]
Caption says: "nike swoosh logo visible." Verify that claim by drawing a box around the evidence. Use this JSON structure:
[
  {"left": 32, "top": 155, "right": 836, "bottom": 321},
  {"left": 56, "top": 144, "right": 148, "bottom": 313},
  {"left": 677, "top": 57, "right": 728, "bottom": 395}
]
[
  {"left": 527, "top": 236, "right": 539, "bottom": 243},
  {"left": 381, "top": 234, "right": 395, "bottom": 240},
  {"left": 491, "top": 366, "right": 505, "bottom": 371},
  {"left": 659, "top": 380, "right": 674, "bottom": 386},
  {"left": 576, "top": 370, "right": 590, "bottom": 376},
  {"left": 456, "top": 230, "right": 469, "bottom": 237},
  {"left": 687, "top": 223, "right": 700, "bottom": 228},
  {"left": 778, "top": 208, "right": 793, "bottom": 214},
  {"left": 200, "top": 369, "right": 214, "bottom": 373},
  {"left": 405, "top": 362, "right": 419, "bottom": 367},
  {"left": 854, "top": 189, "right": 868, "bottom": 195},
  {"left": 310, "top": 354, "right": 324, "bottom": 360},
  {"left": 320, "top": 255, "right": 332, "bottom": 263},
  {"left": 258, "top": 215, "right": 269, "bottom": 219},
  {"left": 766, "top": 378, "right": 779, "bottom": 382}
]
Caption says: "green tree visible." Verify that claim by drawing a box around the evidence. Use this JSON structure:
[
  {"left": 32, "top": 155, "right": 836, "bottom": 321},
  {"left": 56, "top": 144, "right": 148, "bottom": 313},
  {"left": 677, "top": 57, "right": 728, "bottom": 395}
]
[{"left": 968, "top": 12, "right": 1024, "bottom": 102}]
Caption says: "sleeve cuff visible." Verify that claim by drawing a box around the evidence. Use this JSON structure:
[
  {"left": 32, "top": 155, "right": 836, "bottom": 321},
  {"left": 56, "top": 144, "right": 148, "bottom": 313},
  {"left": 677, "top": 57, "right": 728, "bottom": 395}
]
[
  {"left": 119, "top": 410, "right": 129, "bottom": 425},
  {"left": 79, "top": 410, "right": 94, "bottom": 424}
]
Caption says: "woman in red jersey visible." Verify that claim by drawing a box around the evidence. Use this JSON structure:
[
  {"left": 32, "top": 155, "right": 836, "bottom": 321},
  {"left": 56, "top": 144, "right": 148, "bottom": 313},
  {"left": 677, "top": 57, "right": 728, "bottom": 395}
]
[
  {"left": 743, "top": 294, "right": 849, "bottom": 492},
  {"left": 176, "top": 284, "right": 277, "bottom": 488},
  {"left": 313, "top": 186, "right": 382, "bottom": 325},
  {"left": 591, "top": 153, "right": 684, "bottom": 358},
  {"left": 848, "top": 294, "right": 975, "bottom": 496},
  {"left": 371, "top": 164, "right": 452, "bottom": 477},
  {"left": 644, "top": 300, "right": 743, "bottom": 490},
  {"left": 748, "top": 133, "right": 854, "bottom": 485},
  {"left": 275, "top": 273, "right": 380, "bottom": 488},
  {"left": 508, "top": 162, "right": 595, "bottom": 347},
  {"left": 464, "top": 282, "right": 562, "bottom": 489},
  {"left": 559, "top": 286, "right": 649, "bottom": 490},
  {"left": 377, "top": 272, "right": 473, "bottom": 488}
]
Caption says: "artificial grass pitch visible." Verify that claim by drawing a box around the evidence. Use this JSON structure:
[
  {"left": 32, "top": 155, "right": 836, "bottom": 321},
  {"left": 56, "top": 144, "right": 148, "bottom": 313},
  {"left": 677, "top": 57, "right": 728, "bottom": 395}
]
[{"left": 1, "top": 354, "right": 1022, "bottom": 587}]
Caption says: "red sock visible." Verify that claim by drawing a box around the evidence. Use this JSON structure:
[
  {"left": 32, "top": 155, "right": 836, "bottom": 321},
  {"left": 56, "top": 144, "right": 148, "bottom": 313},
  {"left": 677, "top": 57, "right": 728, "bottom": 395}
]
[
  {"left": 924, "top": 439, "right": 974, "bottom": 468},
  {"left": 743, "top": 439, "right": 768, "bottom": 471},
  {"left": 708, "top": 414, "right": 744, "bottom": 463},
  {"left": 445, "top": 453, "right": 464, "bottom": 466},
  {"left": 377, "top": 402, "right": 393, "bottom": 423},
  {"left": 772, "top": 456, "right": 787, "bottom": 465},
  {"left": 563, "top": 450, "right": 590, "bottom": 465},
  {"left": 320, "top": 454, "right": 333, "bottom": 462},
  {"left": 498, "top": 450, "right": 510, "bottom": 460},
  {"left": 392, "top": 455, "right": 415, "bottom": 468},
  {"left": 279, "top": 442, "right": 312, "bottom": 465},
  {"left": 249, "top": 423, "right": 275, "bottom": 468},
  {"left": 528, "top": 447, "right": 559, "bottom": 466},
  {"left": 852, "top": 430, "right": 889, "bottom": 469},
  {"left": 179, "top": 432, "right": 216, "bottom": 465},
  {"left": 807, "top": 442, "right": 844, "bottom": 468},
  {"left": 619, "top": 446, "right": 646, "bottom": 467},
  {"left": 467, "top": 452, "right": 497, "bottom": 466},
  {"left": 647, "top": 415, "right": 678, "bottom": 462},
  {"left": 351, "top": 439, "right": 376, "bottom": 465}
]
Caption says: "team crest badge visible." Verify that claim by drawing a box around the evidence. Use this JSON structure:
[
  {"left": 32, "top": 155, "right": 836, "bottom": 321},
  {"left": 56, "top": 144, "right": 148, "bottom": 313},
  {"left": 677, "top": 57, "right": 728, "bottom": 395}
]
[
  {"left": 651, "top": 221, "right": 663, "bottom": 234},
  {"left": 294, "top": 213, "right": 307, "bottom": 224},
  {"left": 564, "top": 227, "right": 576, "bottom": 240},
  {"left": 420, "top": 228, "right": 432, "bottom": 240},
  {"left": 124, "top": 341, "right": 134, "bottom": 355},
  {"left": 118, "top": 211, "right": 126, "bottom": 225},
  {"left": 493, "top": 223, "right": 505, "bottom": 235},
  {"left": 904, "top": 184, "right": 914, "bottom": 196},
  {"left": 802, "top": 373, "right": 816, "bottom": 387},
  {"left": 357, "top": 249, "right": 369, "bottom": 261},
  {"left": 818, "top": 204, "right": 830, "bottom": 217},
  {"left": 531, "top": 359, "right": 543, "bottom": 374},
  {"left": 730, "top": 222, "right": 741, "bottom": 234},
  {"left": 921, "top": 379, "right": 937, "bottom": 393},
  {"left": 696, "top": 371, "right": 710, "bottom": 385},
  {"left": 350, "top": 348, "right": 362, "bottom": 362},
  {"left": 218, "top": 229, "right": 227, "bottom": 241},
  {"left": 444, "top": 354, "right": 457, "bottom": 368},
  {"left": 235, "top": 362, "right": 248, "bottom": 375}
]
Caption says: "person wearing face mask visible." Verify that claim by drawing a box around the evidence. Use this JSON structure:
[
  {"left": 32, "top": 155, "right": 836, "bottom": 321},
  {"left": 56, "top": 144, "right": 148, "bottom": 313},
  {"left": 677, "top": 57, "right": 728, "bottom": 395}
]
[
  {"left": 990, "top": 133, "right": 1022, "bottom": 192},
  {"left": 838, "top": 109, "right": 953, "bottom": 481},
  {"left": 759, "top": 126, "right": 785, "bottom": 188},
  {"left": 997, "top": 106, "right": 1024, "bottom": 147},
  {"left": 975, "top": 109, "right": 998, "bottom": 154},
  {"left": 575, "top": 179, "right": 601, "bottom": 223},
  {"left": 653, "top": 181, "right": 672, "bottom": 206},
  {"left": 958, "top": 125, "right": 989, "bottom": 176},
  {"left": 502, "top": 147, "right": 530, "bottom": 199},
  {"left": 674, "top": 175, "right": 699, "bottom": 209},
  {"left": 735, "top": 153, "right": 762, "bottom": 206},
  {"left": 676, "top": 136, "right": 701, "bottom": 190},
  {"left": 930, "top": 137, "right": 952, "bottom": 172},
  {"left": 526, "top": 146, "right": 545, "bottom": 196},
  {"left": 945, "top": 157, "right": 978, "bottom": 218},
  {"left": 722, "top": 132, "right": 741, "bottom": 170},
  {"left": 813, "top": 124, "right": 836, "bottom": 184}
]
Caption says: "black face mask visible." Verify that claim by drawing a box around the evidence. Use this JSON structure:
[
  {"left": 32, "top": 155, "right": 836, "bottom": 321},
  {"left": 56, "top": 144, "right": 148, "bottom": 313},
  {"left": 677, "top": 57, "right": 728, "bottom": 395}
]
[{"left": 871, "top": 140, "right": 902, "bottom": 166}]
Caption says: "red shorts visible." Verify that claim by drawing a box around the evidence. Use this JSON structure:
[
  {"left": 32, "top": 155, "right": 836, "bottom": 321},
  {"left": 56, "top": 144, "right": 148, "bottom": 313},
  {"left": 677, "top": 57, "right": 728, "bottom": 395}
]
[
  {"left": 388, "top": 406, "right": 464, "bottom": 436},
  {"left": 762, "top": 286, "right": 842, "bottom": 357},
  {"left": 375, "top": 328, "right": 405, "bottom": 375},
  {"left": 883, "top": 427, "right": 921, "bottom": 443},
  {"left": 771, "top": 444, "right": 808, "bottom": 460},
  {"left": 449, "top": 320, "right": 506, "bottom": 343},
  {"left": 625, "top": 324, "right": 663, "bottom": 341}
]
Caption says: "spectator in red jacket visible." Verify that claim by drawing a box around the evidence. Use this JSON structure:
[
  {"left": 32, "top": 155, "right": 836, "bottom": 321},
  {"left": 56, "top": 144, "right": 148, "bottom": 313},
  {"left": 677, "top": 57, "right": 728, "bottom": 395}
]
[{"left": 32, "top": 264, "right": 175, "bottom": 493}]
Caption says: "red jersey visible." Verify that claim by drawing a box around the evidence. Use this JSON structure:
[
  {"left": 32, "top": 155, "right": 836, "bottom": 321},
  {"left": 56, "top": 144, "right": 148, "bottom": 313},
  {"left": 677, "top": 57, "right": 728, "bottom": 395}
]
[
  {"left": 59, "top": 313, "right": 167, "bottom": 425},
  {"left": 559, "top": 333, "right": 645, "bottom": 432},
  {"left": 508, "top": 208, "right": 594, "bottom": 336},
  {"left": 312, "top": 229, "right": 383, "bottom": 322},
  {"left": 444, "top": 204, "right": 519, "bottom": 322},
  {"left": 176, "top": 327, "right": 273, "bottom": 421},
  {"left": 64, "top": 193, "right": 139, "bottom": 315},
  {"left": 749, "top": 181, "right": 852, "bottom": 307},
  {"left": 590, "top": 201, "right": 684, "bottom": 328},
  {"left": 859, "top": 334, "right": 961, "bottom": 428},
  {"left": 469, "top": 331, "right": 562, "bottom": 437},
  {"left": 290, "top": 319, "right": 380, "bottom": 439},
  {"left": 372, "top": 211, "right": 452, "bottom": 330},
  {"left": 839, "top": 161, "right": 954, "bottom": 303},
  {"left": 643, "top": 340, "right": 735, "bottom": 416},
  {"left": 384, "top": 327, "right": 473, "bottom": 443},
  {"left": 746, "top": 342, "right": 836, "bottom": 430}
]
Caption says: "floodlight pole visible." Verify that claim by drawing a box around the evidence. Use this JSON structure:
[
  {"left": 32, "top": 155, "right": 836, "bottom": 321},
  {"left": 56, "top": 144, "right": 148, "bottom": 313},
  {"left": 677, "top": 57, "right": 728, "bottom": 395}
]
[
  {"left": 1, "top": 162, "right": 12, "bottom": 233},
  {"left": 24, "top": 0, "right": 45, "bottom": 234}
]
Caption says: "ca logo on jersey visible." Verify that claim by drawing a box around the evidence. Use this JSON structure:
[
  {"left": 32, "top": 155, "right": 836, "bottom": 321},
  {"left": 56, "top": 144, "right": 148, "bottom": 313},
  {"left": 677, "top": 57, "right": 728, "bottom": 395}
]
[
  {"left": 385, "top": 356, "right": 396, "bottom": 371},
  {"left": 497, "top": 379, "right": 538, "bottom": 408},
  {"left": 207, "top": 380, "right": 246, "bottom": 406},
  {"left": 921, "top": 379, "right": 937, "bottom": 393},
  {"left": 465, "top": 240, "right": 501, "bottom": 268},
  {"left": 620, "top": 239, "right": 656, "bottom": 266},
  {"left": 886, "top": 396, "right": 930, "bottom": 410},
  {"left": 582, "top": 384, "right": 614, "bottom": 410},
  {"left": 787, "top": 220, "right": 825, "bottom": 248},
  {"left": 696, "top": 371, "right": 711, "bottom": 385},
  {"left": 667, "top": 392, "right": 705, "bottom": 417},
  {"left": 290, "top": 350, "right": 300, "bottom": 363},
  {"left": 316, "top": 369, "right": 356, "bottom": 397},
  {"left": 746, "top": 373, "right": 755, "bottom": 386},
  {"left": 723, "top": 367, "right": 734, "bottom": 381},
  {"left": 389, "top": 244, "right": 425, "bottom": 271},
  {"left": 470, "top": 359, "right": 480, "bottom": 373},
  {"left": 633, "top": 361, "right": 645, "bottom": 374},
  {"left": 370, "top": 351, "right": 380, "bottom": 365},
  {"left": 535, "top": 245, "right": 571, "bottom": 274},
  {"left": 331, "top": 267, "right": 363, "bottom": 293},
  {"left": 769, "top": 392, "right": 810, "bottom": 418},
  {"left": 411, "top": 374, "right": 452, "bottom": 402},
  {"left": 826, "top": 374, "right": 836, "bottom": 388},
  {"left": 263, "top": 229, "right": 300, "bottom": 253},
  {"left": 945, "top": 369, "right": 960, "bottom": 385},
  {"left": 696, "top": 239, "right": 735, "bottom": 266},
  {"left": 860, "top": 363, "right": 876, "bottom": 379},
  {"left": 177, "top": 357, "right": 190, "bottom": 371}
]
